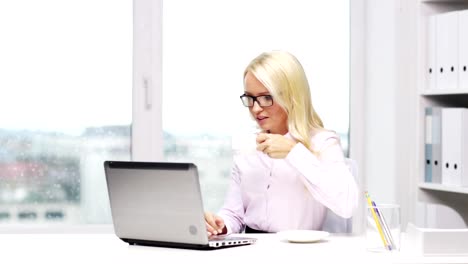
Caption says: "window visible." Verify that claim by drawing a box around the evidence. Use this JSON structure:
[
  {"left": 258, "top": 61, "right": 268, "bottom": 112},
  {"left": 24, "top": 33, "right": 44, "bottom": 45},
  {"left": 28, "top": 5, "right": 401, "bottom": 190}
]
[
  {"left": 0, "top": 1, "right": 132, "bottom": 225},
  {"left": 162, "top": 0, "right": 350, "bottom": 212}
]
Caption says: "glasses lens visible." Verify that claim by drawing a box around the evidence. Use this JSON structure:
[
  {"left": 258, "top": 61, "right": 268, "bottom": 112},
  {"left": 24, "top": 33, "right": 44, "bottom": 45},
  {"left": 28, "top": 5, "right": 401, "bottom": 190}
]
[
  {"left": 240, "top": 95, "right": 253, "bottom": 107},
  {"left": 258, "top": 95, "right": 273, "bottom": 106}
]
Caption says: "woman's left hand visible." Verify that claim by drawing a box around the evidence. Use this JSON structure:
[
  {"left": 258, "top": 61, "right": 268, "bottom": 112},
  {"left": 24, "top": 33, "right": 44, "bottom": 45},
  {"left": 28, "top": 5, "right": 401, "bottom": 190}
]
[{"left": 256, "top": 133, "right": 297, "bottom": 159}]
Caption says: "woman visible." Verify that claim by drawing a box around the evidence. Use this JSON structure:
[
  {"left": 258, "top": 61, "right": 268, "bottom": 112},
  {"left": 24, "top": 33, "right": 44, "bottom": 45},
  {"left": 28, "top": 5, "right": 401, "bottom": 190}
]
[{"left": 205, "top": 51, "right": 358, "bottom": 235}]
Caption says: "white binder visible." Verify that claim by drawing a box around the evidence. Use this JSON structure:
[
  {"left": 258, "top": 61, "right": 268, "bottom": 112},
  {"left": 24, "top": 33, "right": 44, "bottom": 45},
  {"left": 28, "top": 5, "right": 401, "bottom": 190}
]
[
  {"left": 431, "top": 107, "right": 442, "bottom": 183},
  {"left": 427, "top": 15, "right": 437, "bottom": 91},
  {"left": 459, "top": 10, "right": 468, "bottom": 91},
  {"left": 441, "top": 108, "right": 468, "bottom": 187},
  {"left": 436, "top": 12, "right": 459, "bottom": 91}
]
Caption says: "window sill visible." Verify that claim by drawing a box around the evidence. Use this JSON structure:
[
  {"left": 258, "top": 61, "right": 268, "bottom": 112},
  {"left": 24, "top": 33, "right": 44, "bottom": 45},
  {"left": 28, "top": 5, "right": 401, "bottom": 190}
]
[{"left": 0, "top": 224, "right": 114, "bottom": 234}]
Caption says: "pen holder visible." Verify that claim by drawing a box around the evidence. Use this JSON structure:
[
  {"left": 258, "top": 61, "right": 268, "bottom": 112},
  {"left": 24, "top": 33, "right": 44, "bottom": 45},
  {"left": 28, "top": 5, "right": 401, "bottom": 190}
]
[{"left": 366, "top": 203, "right": 401, "bottom": 252}]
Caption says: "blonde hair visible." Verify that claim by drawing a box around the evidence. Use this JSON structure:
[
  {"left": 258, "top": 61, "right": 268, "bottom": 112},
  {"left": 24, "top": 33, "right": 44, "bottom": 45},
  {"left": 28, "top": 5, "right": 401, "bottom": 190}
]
[{"left": 244, "top": 50, "right": 324, "bottom": 151}]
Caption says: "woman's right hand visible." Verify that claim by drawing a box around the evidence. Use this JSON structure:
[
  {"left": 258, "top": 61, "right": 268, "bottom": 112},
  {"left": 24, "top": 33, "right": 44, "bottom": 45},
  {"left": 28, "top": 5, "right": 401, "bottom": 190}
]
[{"left": 204, "top": 212, "right": 226, "bottom": 236}]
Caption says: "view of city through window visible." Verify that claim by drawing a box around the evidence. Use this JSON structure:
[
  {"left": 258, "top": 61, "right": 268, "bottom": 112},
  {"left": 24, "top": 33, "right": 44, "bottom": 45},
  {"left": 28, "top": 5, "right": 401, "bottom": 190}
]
[
  {"left": 0, "top": 1, "right": 132, "bottom": 225},
  {"left": 0, "top": 127, "right": 130, "bottom": 223}
]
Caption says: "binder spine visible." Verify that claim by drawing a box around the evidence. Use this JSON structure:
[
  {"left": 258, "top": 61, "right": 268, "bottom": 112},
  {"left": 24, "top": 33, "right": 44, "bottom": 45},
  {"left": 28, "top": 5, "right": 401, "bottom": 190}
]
[
  {"left": 431, "top": 107, "right": 442, "bottom": 183},
  {"left": 425, "top": 107, "right": 433, "bottom": 183}
]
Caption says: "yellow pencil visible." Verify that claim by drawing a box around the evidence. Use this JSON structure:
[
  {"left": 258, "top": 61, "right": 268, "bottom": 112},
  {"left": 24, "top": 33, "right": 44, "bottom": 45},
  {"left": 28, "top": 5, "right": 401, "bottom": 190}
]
[{"left": 365, "top": 192, "right": 390, "bottom": 250}]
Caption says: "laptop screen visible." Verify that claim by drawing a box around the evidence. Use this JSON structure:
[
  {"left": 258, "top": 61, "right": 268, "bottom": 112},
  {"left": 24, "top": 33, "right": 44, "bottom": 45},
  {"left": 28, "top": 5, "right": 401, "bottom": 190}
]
[{"left": 104, "top": 161, "right": 209, "bottom": 245}]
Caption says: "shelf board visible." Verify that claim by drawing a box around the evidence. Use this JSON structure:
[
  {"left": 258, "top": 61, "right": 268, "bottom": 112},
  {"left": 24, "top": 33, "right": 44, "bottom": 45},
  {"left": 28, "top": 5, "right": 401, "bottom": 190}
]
[
  {"left": 419, "top": 182, "right": 468, "bottom": 194},
  {"left": 420, "top": 89, "right": 468, "bottom": 95},
  {"left": 421, "top": 0, "right": 468, "bottom": 3}
]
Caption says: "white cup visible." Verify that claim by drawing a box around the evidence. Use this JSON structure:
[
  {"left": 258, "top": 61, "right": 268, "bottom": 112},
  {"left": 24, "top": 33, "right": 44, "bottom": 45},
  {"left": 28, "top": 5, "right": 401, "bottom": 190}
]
[{"left": 231, "top": 132, "right": 258, "bottom": 155}]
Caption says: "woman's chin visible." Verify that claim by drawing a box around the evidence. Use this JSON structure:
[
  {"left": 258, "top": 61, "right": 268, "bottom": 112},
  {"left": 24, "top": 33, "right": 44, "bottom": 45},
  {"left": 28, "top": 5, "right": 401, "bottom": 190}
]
[{"left": 258, "top": 124, "right": 268, "bottom": 132}]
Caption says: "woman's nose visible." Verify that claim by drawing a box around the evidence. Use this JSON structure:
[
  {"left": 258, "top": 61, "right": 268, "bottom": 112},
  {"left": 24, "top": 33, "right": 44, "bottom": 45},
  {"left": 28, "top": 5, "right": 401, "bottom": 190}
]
[{"left": 251, "top": 101, "right": 263, "bottom": 113}]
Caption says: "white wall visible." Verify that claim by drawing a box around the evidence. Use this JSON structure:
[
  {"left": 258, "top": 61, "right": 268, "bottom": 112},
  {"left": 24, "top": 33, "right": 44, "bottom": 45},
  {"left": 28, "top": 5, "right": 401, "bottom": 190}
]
[
  {"left": 364, "top": 0, "right": 398, "bottom": 204},
  {"left": 357, "top": 0, "right": 416, "bottom": 230}
]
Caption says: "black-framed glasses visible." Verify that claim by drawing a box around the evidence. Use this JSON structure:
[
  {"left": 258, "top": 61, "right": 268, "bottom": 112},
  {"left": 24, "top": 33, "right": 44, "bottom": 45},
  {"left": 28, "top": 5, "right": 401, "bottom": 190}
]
[{"left": 240, "top": 94, "right": 274, "bottom": 107}]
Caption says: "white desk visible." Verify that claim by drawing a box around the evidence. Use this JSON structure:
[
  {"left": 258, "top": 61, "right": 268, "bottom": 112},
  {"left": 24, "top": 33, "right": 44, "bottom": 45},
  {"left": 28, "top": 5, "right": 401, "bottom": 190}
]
[{"left": 1, "top": 233, "right": 467, "bottom": 264}]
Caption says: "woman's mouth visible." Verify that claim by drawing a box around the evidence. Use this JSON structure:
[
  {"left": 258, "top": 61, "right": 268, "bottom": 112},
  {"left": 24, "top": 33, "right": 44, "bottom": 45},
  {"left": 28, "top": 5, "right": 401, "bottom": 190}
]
[{"left": 256, "top": 116, "right": 268, "bottom": 125}]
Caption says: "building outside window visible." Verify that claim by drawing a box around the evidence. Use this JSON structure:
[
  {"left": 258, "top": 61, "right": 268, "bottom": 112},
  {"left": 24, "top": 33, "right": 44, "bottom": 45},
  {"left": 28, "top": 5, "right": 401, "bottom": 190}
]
[{"left": 0, "top": 0, "right": 132, "bottom": 225}]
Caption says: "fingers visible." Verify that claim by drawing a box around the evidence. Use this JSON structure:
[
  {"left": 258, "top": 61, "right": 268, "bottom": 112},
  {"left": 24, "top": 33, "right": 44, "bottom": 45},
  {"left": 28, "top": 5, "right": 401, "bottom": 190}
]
[
  {"left": 256, "top": 134, "right": 296, "bottom": 159},
  {"left": 258, "top": 142, "right": 290, "bottom": 159},
  {"left": 256, "top": 133, "right": 270, "bottom": 152},
  {"left": 257, "top": 137, "right": 273, "bottom": 153},
  {"left": 214, "top": 216, "right": 225, "bottom": 233},
  {"left": 204, "top": 212, "right": 217, "bottom": 236},
  {"left": 266, "top": 151, "right": 287, "bottom": 159},
  {"left": 206, "top": 222, "right": 216, "bottom": 237},
  {"left": 204, "top": 212, "right": 224, "bottom": 236},
  {"left": 256, "top": 143, "right": 268, "bottom": 152},
  {"left": 256, "top": 133, "right": 269, "bottom": 144}
]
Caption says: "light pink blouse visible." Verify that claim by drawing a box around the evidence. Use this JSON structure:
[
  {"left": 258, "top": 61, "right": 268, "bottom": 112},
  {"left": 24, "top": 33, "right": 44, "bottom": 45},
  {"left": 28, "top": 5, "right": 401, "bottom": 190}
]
[{"left": 218, "top": 130, "right": 358, "bottom": 234}]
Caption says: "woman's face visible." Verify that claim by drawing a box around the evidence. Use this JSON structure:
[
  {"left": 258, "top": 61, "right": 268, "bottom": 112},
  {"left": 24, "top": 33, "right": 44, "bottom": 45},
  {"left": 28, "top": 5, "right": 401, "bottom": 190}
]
[{"left": 244, "top": 71, "right": 288, "bottom": 135}]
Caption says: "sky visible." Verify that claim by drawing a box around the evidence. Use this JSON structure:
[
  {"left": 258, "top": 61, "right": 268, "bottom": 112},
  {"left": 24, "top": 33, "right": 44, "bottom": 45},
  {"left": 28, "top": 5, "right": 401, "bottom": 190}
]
[
  {"left": 0, "top": 0, "right": 349, "bottom": 137},
  {"left": 162, "top": 0, "right": 350, "bottom": 136},
  {"left": 0, "top": 0, "right": 132, "bottom": 136}
]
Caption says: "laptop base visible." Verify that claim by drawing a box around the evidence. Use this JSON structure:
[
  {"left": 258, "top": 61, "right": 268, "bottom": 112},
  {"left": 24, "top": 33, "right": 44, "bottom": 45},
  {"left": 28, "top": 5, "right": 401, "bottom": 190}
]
[{"left": 121, "top": 237, "right": 251, "bottom": 250}]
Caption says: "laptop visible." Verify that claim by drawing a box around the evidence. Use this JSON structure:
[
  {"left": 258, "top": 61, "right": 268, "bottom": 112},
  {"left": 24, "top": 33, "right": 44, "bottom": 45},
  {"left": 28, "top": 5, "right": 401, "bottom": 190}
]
[{"left": 103, "top": 160, "right": 257, "bottom": 250}]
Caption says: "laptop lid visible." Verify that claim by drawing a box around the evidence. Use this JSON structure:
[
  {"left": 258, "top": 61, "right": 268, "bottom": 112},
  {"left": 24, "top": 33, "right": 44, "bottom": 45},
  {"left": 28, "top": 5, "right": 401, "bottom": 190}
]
[{"left": 103, "top": 161, "right": 256, "bottom": 249}]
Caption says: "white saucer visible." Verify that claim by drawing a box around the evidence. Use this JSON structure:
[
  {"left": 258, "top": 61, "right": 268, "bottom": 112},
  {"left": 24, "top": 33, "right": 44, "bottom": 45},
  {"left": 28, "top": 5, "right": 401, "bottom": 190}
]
[{"left": 277, "top": 230, "right": 330, "bottom": 243}]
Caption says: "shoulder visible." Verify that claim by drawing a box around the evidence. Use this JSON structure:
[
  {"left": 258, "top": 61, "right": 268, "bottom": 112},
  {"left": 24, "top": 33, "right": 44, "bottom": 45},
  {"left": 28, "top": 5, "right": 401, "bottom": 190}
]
[{"left": 310, "top": 130, "right": 341, "bottom": 152}]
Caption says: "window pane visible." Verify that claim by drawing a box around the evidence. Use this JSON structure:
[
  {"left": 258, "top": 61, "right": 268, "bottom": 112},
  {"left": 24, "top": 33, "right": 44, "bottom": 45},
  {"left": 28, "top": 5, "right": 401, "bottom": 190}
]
[
  {"left": 163, "top": 0, "right": 350, "bottom": 212},
  {"left": 0, "top": 1, "right": 132, "bottom": 225}
]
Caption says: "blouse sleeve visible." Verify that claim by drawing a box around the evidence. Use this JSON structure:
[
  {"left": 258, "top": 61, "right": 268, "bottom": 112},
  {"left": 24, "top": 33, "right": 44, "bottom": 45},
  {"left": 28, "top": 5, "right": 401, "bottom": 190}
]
[
  {"left": 285, "top": 132, "right": 358, "bottom": 218},
  {"left": 217, "top": 158, "right": 245, "bottom": 234}
]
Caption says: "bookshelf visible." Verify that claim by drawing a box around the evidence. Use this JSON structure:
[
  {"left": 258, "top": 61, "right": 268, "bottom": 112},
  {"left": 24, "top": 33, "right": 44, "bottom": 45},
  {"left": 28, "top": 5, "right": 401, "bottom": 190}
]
[
  {"left": 414, "top": 0, "right": 468, "bottom": 227},
  {"left": 421, "top": 89, "right": 468, "bottom": 95},
  {"left": 419, "top": 182, "right": 468, "bottom": 194}
]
